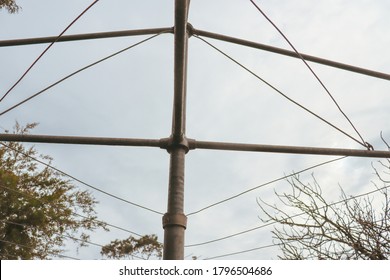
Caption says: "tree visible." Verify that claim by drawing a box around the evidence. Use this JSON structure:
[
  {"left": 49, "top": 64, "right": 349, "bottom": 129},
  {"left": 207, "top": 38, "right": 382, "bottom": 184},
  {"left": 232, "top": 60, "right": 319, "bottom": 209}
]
[
  {"left": 258, "top": 144, "right": 390, "bottom": 259},
  {"left": 0, "top": 0, "right": 20, "bottom": 13},
  {"left": 101, "top": 234, "right": 163, "bottom": 260},
  {"left": 0, "top": 123, "right": 106, "bottom": 259}
]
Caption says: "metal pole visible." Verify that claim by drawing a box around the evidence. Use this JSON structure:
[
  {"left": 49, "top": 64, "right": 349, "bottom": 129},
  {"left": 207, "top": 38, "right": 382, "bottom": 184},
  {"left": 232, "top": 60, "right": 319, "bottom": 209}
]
[
  {"left": 163, "top": 0, "right": 190, "bottom": 260},
  {"left": 0, "top": 133, "right": 164, "bottom": 148},
  {"left": 191, "top": 140, "right": 390, "bottom": 159},
  {"left": 0, "top": 27, "right": 173, "bottom": 47},
  {"left": 191, "top": 27, "right": 390, "bottom": 81}
]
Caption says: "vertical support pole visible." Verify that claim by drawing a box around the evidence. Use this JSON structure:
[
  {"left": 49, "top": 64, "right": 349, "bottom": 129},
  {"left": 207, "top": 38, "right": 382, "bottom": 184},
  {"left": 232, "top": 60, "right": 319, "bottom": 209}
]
[{"left": 162, "top": 0, "right": 190, "bottom": 260}]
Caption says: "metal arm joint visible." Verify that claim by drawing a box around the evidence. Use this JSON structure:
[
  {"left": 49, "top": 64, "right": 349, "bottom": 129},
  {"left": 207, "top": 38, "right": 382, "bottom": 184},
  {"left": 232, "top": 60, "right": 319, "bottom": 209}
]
[{"left": 160, "top": 135, "right": 195, "bottom": 154}]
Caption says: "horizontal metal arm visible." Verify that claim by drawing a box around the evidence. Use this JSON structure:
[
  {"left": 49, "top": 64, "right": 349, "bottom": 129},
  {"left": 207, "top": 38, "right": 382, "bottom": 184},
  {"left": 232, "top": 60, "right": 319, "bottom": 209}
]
[
  {"left": 1, "top": 134, "right": 389, "bottom": 158},
  {"left": 0, "top": 27, "right": 174, "bottom": 47},
  {"left": 2, "top": 24, "right": 388, "bottom": 81},
  {"left": 191, "top": 140, "right": 390, "bottom": 159},
  {"left": 0, "top": 133, "right": 165, "bottom": 148},
  {"left": 191, "top": 27, "right": 390, "bottom": 81}
]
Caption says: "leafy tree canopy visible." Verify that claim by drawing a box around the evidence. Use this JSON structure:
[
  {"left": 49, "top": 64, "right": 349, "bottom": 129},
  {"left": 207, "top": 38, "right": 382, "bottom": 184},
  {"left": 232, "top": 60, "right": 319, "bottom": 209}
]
[
  {"left": 101, "top": 234, "right": 163, "bottom": 260},
  {"left": 0, "top": 0, "right": 20, "bottom": 13},
  {"left": 0, "top": 123, "right": 106, "bottom": 259}
]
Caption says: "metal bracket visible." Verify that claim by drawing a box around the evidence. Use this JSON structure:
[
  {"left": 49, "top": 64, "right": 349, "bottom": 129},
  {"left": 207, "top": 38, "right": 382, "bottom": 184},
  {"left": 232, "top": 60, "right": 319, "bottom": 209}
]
[
  {"left": 159, "top": 135, "right": 195, "bottom": 154},
  {"left": 162, "top": 213, "right": 187, "bottom": 229},
  {"left": 187, "top": 23, "right": 194, "bottom": 38}
]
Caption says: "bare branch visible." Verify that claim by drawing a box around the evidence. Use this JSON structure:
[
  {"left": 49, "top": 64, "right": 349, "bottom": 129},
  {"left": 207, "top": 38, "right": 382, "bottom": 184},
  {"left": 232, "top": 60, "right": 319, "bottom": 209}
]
[{"left": 258, "top": 159, "right": 390, "bottom": 259}]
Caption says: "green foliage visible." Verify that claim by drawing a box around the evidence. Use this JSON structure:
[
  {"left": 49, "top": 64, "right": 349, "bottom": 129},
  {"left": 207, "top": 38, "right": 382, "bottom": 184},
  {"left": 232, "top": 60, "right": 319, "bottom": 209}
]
[
  {"left": 0, "top": 123, "right": 106, "bottom": 259},
  {"left": 101, "top": 234, "right": 163, "bottom": 260},
  {"left": 0, "top": 0, "right": 20, "bottom": 13}
]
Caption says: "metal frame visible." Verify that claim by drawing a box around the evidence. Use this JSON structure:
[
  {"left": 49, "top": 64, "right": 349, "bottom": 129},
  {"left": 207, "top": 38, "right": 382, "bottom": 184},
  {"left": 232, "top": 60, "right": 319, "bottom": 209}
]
[
  {"left": 1, "top": 1, "right": 390, "bottom": 259},
  {"left": 1, "top": 134, "right": 390, "bottom": 159}
]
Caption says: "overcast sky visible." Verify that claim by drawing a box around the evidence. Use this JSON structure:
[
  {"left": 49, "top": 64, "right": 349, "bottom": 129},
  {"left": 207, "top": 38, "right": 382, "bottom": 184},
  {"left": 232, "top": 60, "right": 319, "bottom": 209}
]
[{"left": 1, "top": 0, "right": 390, "bottom": 260}]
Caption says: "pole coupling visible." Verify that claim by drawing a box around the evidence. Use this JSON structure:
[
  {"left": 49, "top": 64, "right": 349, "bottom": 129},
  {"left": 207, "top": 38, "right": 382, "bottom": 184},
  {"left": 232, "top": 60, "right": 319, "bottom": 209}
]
[
  {"left": 159, "top": 135, "right": 195, "bottom": 154},
  {"left": 162, "top": 213, "right": 187, "bottom": 229}
]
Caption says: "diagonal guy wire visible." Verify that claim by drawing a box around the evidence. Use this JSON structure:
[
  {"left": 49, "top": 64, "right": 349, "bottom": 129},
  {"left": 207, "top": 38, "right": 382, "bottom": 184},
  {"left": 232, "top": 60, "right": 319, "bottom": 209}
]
[
  {"left": 185, "top": 183, "right": 390, "bottom": 247},
  {"left": 0, "top": 0, "right": 101, "bottom": 103},
  {"left": 194, "top": 35, "right": 366, "bottom": 148},
  {"left": 0, "top": 31, "right": 168, "bottom": 117},
  {"left": 249, "top": 0, "right": 369, "bottom": 149},
  {"left": 0, "top": 142, "right": 164, "bottom": 215},
  {"left": 187, "top": 156, "right": 347, "bottom": 216}
]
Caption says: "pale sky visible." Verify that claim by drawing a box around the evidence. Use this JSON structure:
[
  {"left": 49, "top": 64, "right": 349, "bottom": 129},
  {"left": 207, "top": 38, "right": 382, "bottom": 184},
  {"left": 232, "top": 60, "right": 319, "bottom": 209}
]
[{"left": 1, "top": 0, "right": 390, "bottom": 259}]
